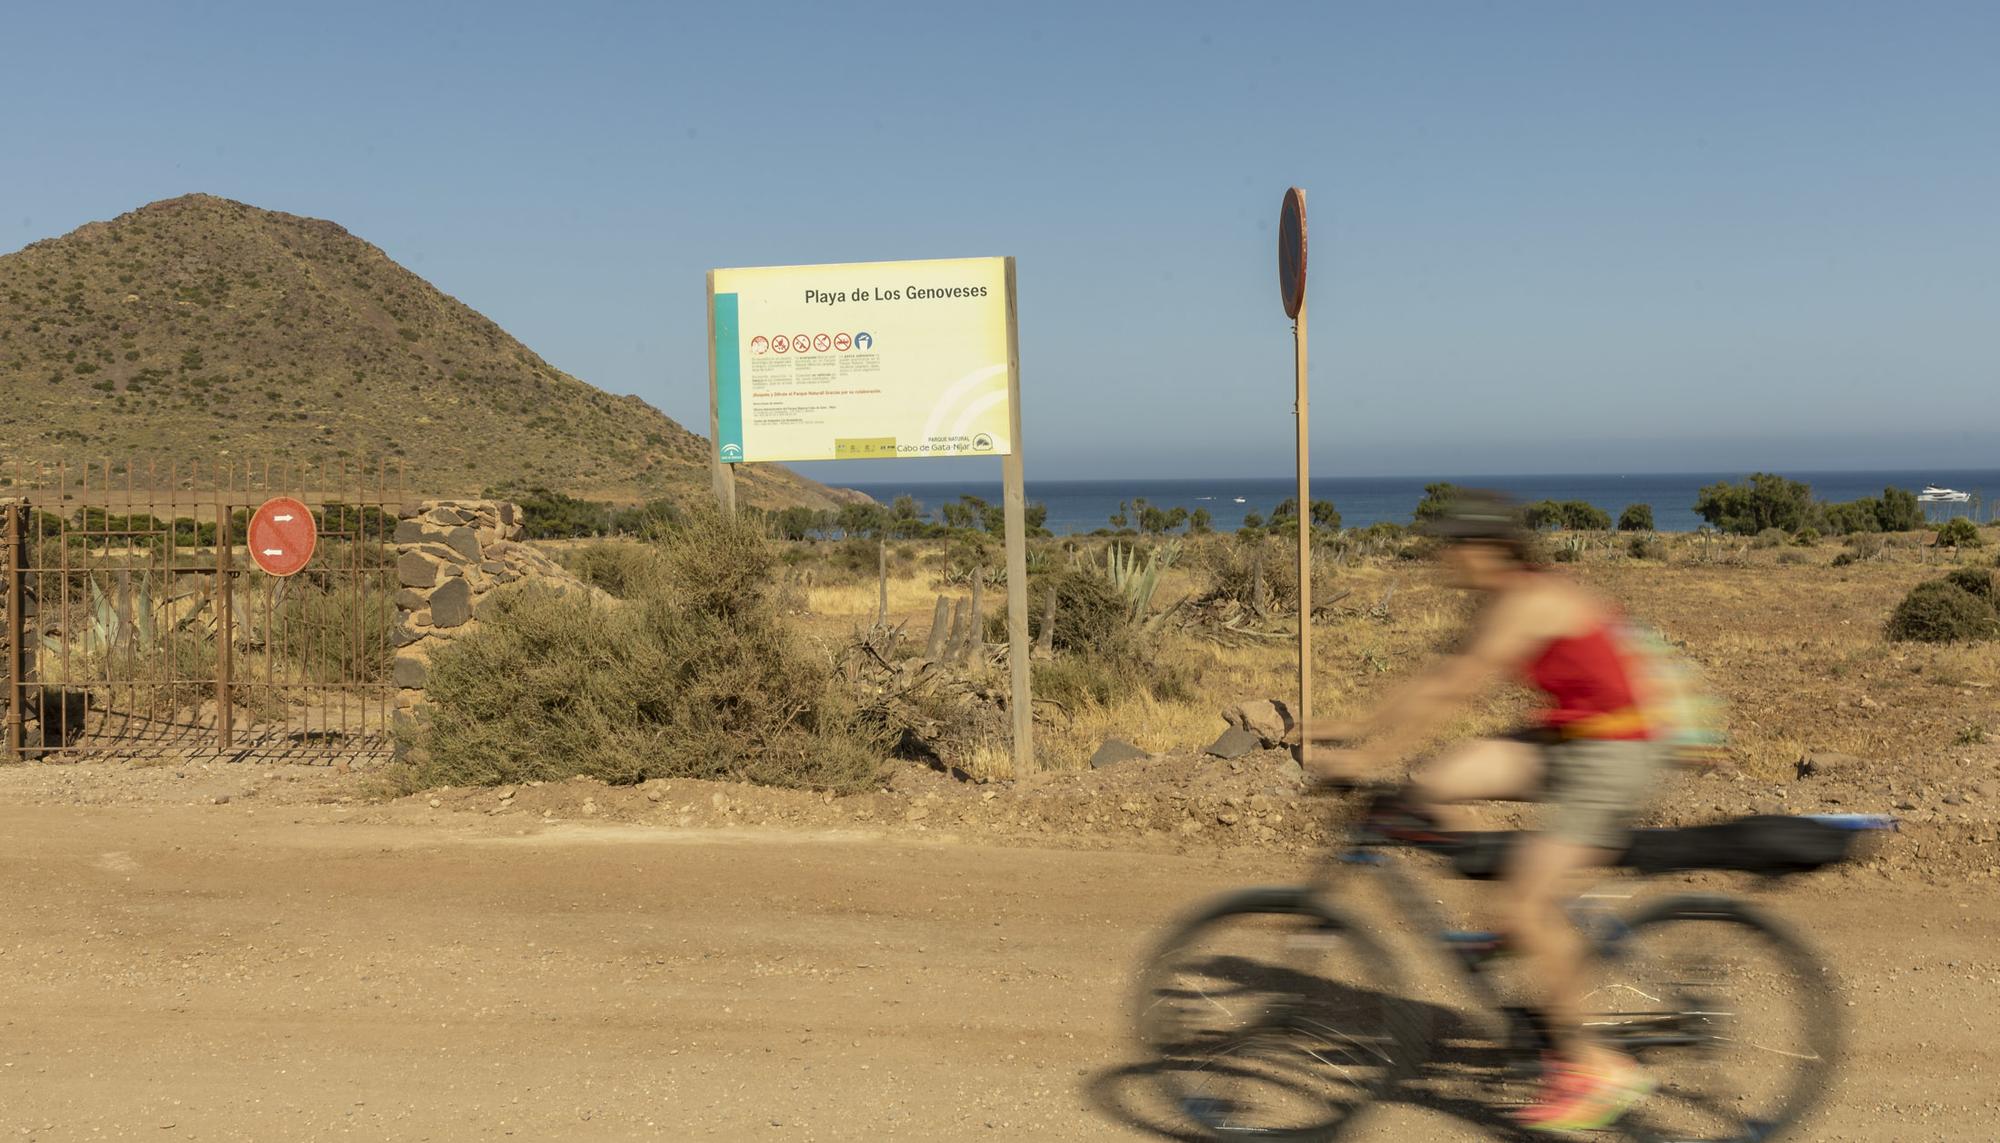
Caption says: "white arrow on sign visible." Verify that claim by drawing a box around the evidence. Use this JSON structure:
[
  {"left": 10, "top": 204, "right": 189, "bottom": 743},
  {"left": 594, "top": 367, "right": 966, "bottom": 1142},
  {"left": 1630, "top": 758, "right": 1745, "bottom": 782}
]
[
  {"left": 262, "top": 549, "right": 285, "bottom": 556},
  {"left": 273, "top": 514, "right": 295, "bottom": 522}
]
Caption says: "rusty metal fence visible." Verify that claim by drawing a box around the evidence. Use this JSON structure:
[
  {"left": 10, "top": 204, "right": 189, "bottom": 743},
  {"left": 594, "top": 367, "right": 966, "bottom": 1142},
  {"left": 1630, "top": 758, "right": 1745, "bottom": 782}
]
[{"left": 2, "top": 459, "right": 404, "bottom": 764}]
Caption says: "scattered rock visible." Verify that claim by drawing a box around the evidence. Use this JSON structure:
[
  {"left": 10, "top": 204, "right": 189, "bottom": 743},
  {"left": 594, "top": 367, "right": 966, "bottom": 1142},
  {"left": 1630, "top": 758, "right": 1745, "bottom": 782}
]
[
  {"left": 1223, "top": 700, "right": 1296, "bottom": 748},
  {"left": 427, "top": 797, "right": 441, "bottom": 808},
  {"left": 1202, "top": 726, "right": 1260, "bottom": 760},
  {"left": 496, "top": 786, "right": 517, "bottom": 801},
  {"left": 211, "top": 794, "right": 231, "bottom": 805},
  {"left": 1795, "top": 751, "right": 1865, "bottom": 780},
  {"left": 1275, "top": 755, "right": 1306, "bottom": 786},
  {"left": 1090, "top": 739, "right": 1150, "bottom": 769},
  {"left": 646, "top": 788, "right": 664, "bottom": 802}
]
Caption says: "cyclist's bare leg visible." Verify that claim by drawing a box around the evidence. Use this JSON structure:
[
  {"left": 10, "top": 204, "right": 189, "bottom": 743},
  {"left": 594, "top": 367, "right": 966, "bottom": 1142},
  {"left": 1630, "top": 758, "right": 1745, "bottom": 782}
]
[
  {"left": 1405, "top": 736, "right": 1543, "bottom": 832},
  {"left": 1502, "top": 833, "right": 1622, "bottom": 1069}
]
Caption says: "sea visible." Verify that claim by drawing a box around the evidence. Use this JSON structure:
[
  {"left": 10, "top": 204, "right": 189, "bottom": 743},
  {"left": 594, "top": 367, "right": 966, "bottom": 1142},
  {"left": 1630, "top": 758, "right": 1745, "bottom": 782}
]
[{"left": 844, "top": 470, "right": 2000, "bottom": 536}]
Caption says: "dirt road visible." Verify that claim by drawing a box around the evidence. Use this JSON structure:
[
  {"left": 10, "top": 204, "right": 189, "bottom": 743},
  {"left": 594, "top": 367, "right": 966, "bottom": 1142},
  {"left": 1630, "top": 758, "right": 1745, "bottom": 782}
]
[{"left": 2, "top": 803, "right": 1993, "bottom": 1141}]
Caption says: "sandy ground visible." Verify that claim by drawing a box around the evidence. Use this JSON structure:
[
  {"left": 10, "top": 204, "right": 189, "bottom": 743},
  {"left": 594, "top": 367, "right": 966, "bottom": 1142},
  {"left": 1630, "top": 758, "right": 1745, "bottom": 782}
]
[{"left": 2, "top": 784, "right": 1996, "bottom": 1142}]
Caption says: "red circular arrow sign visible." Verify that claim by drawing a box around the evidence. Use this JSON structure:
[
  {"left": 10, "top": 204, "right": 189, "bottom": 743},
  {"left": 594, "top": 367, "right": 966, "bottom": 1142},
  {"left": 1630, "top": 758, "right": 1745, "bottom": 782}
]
[{"left": 248, "top": 497, "right": 317, "bottom": 578}]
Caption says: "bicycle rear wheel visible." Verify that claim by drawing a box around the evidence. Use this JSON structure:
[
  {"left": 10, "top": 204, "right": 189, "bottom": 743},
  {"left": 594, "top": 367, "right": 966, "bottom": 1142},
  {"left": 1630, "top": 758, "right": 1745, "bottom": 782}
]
[
  {"left": 1133, "top": 888, "right": 1423, "bottom": 1141},
  {"left": 1589, "top": 895, "right": 1839, "bottom": 1143}
]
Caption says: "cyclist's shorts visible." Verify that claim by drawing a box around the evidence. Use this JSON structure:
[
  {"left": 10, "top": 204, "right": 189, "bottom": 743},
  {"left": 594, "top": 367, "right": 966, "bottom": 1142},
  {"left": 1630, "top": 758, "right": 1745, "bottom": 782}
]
[{"left": 1504, "top": 727, "right": 1663, "bottom": 850}]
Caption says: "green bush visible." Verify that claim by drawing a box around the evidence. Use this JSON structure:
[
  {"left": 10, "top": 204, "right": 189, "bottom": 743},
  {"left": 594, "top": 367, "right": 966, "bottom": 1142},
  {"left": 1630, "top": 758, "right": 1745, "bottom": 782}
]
[
  {"left": 1793, "top": 527, "right": 1821, "bottom": 546},
  {"left": 1936, "top": 518, "right": 1984, "bottom": 548},
  {"left": 402, "top": 506, "right": 883, "bottom": 791},
  {"left": 1885, "top": 580, "right": 2000, "bottom": 643},
  {"left": 1617, "top": 504, "right": 1654, "bottom": 532},
  {"left": 1944, "top": 567, "right": 1995, "bottom": 604},
  {"left": 1752, "top": 527, "right": 1791, "bottom": 549},
  {"left": 1876, "top": 487, "right": 1925, "bottom": 532},
  {"left": 1627, "top": 535, "right": 1667, "bottom": 560}
]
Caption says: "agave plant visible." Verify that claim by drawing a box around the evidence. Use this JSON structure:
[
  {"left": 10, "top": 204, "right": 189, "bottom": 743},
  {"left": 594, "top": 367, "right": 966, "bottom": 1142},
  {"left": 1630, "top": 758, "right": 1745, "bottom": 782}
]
[{"left": 1103, "top": 541, "right": 1181, "bottom": 620}]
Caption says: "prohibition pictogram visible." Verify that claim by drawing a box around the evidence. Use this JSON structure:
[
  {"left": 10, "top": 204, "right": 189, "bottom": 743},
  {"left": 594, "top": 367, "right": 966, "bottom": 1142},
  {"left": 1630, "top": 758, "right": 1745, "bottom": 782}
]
[
  {"left": 813, "top": 333, "right": 832, "bottom": 352},
  {"left": 771, "top": 334, "right": 790, "bottom": 353},
  {"left": 833, "top": 332, "right": 852, "bottom": 351}
]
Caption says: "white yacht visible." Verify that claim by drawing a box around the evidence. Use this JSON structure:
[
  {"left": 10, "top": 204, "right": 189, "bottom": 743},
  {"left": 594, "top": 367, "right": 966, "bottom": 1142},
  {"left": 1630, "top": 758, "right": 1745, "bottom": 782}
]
[{"left": 1919, "top": 485, "right": 1973, "bottom": 503}]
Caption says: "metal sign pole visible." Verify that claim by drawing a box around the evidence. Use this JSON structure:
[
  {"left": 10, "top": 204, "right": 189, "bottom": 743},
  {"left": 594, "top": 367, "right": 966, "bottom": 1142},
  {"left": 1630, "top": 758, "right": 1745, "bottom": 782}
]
[
  {"left": 1294, "top": 295, "right": 1311, "bottom": 734},
  {"left": 1278, "top": 187, "right": 1311, "bottom": 735}
]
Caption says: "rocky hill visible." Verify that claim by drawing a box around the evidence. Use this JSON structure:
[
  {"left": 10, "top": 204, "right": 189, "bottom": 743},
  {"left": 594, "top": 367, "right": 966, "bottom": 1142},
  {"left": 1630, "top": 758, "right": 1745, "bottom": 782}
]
[{"left": 0, "top": 194, "right": 850, "bottom": 508}]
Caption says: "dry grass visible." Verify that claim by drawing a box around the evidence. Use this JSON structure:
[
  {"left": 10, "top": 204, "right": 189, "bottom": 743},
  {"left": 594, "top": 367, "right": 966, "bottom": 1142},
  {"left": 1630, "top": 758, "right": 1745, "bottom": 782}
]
[{"left": 787, "top": 533, "right": 2000, "bottom": 794}]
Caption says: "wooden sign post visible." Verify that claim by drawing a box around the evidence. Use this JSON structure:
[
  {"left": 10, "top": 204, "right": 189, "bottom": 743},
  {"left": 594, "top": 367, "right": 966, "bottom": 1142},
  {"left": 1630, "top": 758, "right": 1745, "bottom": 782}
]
[{"left": 1278, "top": 187, "right": 1311, "bottom": 734}]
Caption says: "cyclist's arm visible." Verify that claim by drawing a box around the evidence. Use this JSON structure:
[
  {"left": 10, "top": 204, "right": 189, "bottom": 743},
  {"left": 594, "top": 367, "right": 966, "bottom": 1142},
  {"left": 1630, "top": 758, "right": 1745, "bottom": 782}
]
[{"left": 1343, "top": 590, "right": 1558, "bottom": 763}]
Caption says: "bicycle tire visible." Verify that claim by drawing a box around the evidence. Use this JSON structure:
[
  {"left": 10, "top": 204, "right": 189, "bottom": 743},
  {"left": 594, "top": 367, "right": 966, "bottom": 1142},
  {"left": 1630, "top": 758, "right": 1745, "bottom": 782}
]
[
  {"left": 1132, "top": 887, "right": 1425, "bottom": 1142},
  {"left": 1594, "top": 894, "right": 1840, "bottom": 1143}
]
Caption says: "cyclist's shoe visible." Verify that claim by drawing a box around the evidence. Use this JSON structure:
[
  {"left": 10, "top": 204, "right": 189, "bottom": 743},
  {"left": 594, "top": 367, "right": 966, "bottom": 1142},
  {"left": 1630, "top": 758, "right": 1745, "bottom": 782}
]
[{"left": 1510, "top": 1051, "right": 1655, "bottom": 1133}]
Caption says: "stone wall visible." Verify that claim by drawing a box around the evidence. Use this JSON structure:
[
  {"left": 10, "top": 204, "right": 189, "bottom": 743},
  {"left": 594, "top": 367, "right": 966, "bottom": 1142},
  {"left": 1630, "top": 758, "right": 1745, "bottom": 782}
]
[{"left": 389, "top": 499, "right": 581, "bottom": 743}]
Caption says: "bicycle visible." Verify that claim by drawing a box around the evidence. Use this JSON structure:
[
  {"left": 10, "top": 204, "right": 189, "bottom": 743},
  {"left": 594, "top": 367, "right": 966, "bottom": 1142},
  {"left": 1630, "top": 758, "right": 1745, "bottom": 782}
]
[{"left": 1131, "top": 780, "right": 1893, "bottom": 1142}]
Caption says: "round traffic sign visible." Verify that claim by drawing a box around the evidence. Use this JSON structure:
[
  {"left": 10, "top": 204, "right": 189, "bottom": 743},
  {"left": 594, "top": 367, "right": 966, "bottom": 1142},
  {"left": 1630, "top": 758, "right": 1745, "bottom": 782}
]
[
  {"left": 1278, "top": 186, "right": 1307, "bottom": 319},
  {"left": 248, "top": 497, "right": 317, "bottom": 578}
]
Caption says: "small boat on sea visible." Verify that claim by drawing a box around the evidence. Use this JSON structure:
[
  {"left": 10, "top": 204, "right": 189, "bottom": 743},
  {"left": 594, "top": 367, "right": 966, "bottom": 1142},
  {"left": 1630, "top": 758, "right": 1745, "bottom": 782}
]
[
  {"left": 1232, "top": 497, "right": 1247, "bottom": 504},
  {"left": 1920, "top": 485, "right": 1973, "bottom": 503}
]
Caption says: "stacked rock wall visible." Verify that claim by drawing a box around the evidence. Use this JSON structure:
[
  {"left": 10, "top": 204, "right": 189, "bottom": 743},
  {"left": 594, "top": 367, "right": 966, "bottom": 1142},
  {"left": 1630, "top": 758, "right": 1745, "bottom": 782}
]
[{"left": 389, "top": 500, "right": 582, "bottom": 739}]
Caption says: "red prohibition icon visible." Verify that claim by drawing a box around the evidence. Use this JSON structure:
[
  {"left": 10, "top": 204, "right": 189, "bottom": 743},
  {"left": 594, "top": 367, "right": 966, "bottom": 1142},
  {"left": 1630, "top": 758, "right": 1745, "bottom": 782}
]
[
  {"left": 833, "top": 332, "right": 852, "bottom": 351},
  {"left": 794, "top": 333, "right": 811, "bottom": 354},
  {"left": 813, "top": 333, "right": 832, "bottom": 352},
  {"left": 771, "top": 334, "right": 789, "bottom": 353},
  {"left": 248, "top": 497, "right": 317, "bottom": 578},
  {"left": 749, "top": 335, "right": 769, "bottom": 355}
]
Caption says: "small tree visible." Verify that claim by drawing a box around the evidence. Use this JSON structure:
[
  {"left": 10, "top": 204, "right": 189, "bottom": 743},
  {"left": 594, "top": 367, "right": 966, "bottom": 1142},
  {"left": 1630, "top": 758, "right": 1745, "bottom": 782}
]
[
  {"left": 1523, "top": 499, "right": 1565, "bottom": 531},
  {"left": 1876, "top": 486, "right": 1924, "bottom": 532},
  {"left": 1412, "top": 482, "right": 1463, "bottom": 525},
  {"left": 1617, "top": 503, "right": 1655, "bottom": 532},
  {"left": 1560, "top": 501, "right": 1611, "bottom": 531},
  {"left": 1190, "top": 507, "right": 1213, "bottom": 534},
  {"left": 1693, "top": 473, "right": 1814, "bottom": 535}
]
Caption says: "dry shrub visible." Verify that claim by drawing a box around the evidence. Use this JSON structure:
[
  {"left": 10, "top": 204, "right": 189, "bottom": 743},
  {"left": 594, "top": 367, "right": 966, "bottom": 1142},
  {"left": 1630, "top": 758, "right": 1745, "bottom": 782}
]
[
  {"left": 1886, "top": 580, "right": 2000, "bottom": 644},
  {"left": 1627, "top": 535, "right": 1667, "bottom": 561},
  {"left": 401, "top": 506, "right": 884, "bottom": 791},
  {"left": 1028, "top": 568, "right": 1132, "bottom": 655},
  {"left": 1752, "top": 527, "right": 1791, "bottom": 549},
  {"left": 1195, "top": 535, "right": 1339, "bottom": 612},
  {"left": 558, "top": 540, "right": 661, "bottom": 598}
]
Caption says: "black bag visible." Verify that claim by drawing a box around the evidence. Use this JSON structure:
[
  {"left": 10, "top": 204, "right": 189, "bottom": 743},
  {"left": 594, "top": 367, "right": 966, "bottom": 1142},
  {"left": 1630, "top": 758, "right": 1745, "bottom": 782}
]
[
  {"left": 1445, "top": 815, "right": 1860, "bottom": 880},
  {"left": 1623, "top": 815, "right": 1857, "bottom": 876}
]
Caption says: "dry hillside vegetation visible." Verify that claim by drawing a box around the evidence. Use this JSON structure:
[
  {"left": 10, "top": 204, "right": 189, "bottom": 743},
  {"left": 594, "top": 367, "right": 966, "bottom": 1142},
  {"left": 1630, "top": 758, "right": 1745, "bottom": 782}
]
[{"left": 0, "top": 194, "right": 842, "bottom": 508}]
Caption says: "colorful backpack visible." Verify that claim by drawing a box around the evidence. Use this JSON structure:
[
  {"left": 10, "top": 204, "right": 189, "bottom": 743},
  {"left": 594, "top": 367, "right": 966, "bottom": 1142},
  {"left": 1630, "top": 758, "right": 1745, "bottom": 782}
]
[{"left": 1618, "top": 621, "right": 1728, "bottom": 766}]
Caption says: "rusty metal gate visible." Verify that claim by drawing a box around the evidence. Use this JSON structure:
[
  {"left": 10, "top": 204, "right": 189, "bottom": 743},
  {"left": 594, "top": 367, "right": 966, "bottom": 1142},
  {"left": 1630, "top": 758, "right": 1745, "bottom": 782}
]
[{"left": 3, "top": 459, "right": 404, "bottom": 764}]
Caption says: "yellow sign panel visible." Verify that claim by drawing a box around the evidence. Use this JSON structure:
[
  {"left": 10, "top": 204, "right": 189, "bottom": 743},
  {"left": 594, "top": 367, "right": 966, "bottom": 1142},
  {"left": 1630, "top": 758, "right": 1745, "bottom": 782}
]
[{"left": 711, "top": 257, "right": 1012, "bottom": 463}]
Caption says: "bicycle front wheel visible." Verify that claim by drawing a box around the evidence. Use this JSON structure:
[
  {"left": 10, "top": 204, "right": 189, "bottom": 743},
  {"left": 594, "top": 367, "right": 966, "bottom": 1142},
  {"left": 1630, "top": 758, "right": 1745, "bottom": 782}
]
[
  {"left": 1133, "top": 888, "right": 1423, "bottom": 1141},
  {"left": 1590, "top": 894, "right": 1840, "bottom": 1143}
]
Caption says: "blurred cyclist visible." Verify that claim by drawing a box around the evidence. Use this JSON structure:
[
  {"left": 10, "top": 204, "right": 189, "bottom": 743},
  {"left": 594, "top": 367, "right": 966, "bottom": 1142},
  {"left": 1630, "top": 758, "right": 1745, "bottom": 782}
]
[{"left": 1300, "top": 491, "right": 1662, "bottom": 1132}]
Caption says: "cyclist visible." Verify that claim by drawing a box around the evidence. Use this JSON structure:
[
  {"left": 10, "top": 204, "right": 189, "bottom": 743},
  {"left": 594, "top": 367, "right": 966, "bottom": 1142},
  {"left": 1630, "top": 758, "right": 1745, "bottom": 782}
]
[{"left": 1299, "top": 491, "right": 1663, "bottom": 1132}]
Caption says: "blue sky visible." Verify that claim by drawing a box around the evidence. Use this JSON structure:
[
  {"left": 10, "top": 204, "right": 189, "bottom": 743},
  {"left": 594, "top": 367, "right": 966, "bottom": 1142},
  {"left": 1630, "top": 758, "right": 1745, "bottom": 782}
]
[{"left": 5, "top": 1, "right": 1995, "bottom": 481}]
